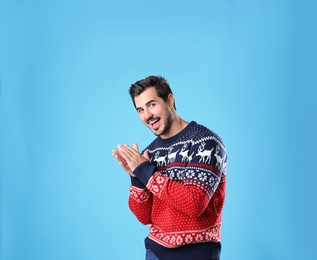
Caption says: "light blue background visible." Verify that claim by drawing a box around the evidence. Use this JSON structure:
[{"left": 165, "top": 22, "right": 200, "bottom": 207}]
[{"left": 1, "top": 0, "right": 316, "bottom": 259}]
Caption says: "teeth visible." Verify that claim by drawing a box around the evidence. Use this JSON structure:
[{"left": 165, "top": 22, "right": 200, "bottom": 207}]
[{"left": 149, "top": 119, "right": 159, "bottom": 124}]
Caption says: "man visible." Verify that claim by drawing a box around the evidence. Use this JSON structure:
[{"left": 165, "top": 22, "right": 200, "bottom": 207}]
[{"left": 112, "top": 76, "right": 227, "bottom": 260}]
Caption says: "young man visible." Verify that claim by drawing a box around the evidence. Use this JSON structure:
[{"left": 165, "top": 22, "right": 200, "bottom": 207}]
[{"left": 112, "top": 76, "right": 227, "bottom": 260}]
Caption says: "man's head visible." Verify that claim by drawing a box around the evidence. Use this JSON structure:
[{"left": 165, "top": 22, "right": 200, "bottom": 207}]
[
  {"left": 129, "top": 76, "right": 177, "bottom": 138},
  {"left": 129, "top": 75, "right": 176, "bottom": 110}
]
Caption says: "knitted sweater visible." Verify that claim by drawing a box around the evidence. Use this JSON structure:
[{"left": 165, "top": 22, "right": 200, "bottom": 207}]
[{"left": 129, "top": 121, "right": 227, "bottom": 248}]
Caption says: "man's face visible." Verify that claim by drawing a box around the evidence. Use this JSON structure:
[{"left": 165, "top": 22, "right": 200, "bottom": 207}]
[{"left": 134, "top": 87, "right": 174, "bottom": 138}]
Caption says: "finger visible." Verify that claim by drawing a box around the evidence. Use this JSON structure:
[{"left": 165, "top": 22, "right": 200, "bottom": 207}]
[
  {"left": 119, "top": 161, "right": 132, "bottom": 172},
  {"left": 113, "top": 152, "right": 127, "bottom": 165},
  {"left": 113, "top": 148, "right": 132, "bottom": 166},
  {"left": 142, "top": 149, "right": 150, "bottom": 160},
  {"left": 119, "top": 144, "right": 139, "bottom": 160},
  {"left": 117, "top": 145, "right": 131, "bottom": 159},
  {"left": 114, "top": 151, "right": 133, "bottom": 174},
  {"left": 113, "top": 147, "right": 136, "bottom": 177},
  {"left": 112, "top": 150, "right": 120, "bottom": 157},
  {"left": 126, "top": 144, "right": 142, "bottom": 157},
  {"left": 132, "top": 142, "right": 139, "bottom": 152}
]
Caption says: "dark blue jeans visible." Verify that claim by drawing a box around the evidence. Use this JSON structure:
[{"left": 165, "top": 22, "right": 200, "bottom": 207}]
[
  {"left": 146, "top": 249, "right": 159, "bottom": 260},
  {"left": 145, "top": 243, "right": 221, "bottom": 260}
]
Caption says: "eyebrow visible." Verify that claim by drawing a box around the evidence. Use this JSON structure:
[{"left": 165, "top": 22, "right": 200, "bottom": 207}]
[{"left": 135, "top": 99, "right": 156, "bottom": 111}]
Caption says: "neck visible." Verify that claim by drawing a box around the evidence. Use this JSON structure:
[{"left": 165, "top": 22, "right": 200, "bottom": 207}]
[
  {"left": 177, "top": 117, "right": 188, "bottom": 131},
  {"left": 161, "top": 116, "right": 188, "bottom": 139}
]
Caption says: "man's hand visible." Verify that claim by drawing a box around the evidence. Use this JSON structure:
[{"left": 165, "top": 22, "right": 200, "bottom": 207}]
[
  {"left": 112, "top": 149, "right": 135, "bottom": 177},
  {"left": 112, "top": 142, "right": 149, "bottom": 177}
]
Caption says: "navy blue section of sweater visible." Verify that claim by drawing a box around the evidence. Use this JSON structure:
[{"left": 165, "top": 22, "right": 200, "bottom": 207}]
[
  {"left": 133, "top": 161, "right": 157, "bottom": 186},
  {"left": 130, "top": 176, "right": 146, "bottom": 188},
  {"left": 130, "top": 121, "right": 226, "bottom": 190}
]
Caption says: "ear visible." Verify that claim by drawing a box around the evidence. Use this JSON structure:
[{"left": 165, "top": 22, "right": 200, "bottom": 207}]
[{"left": 167, "top": 94, "right": 175, "bottom": 109}]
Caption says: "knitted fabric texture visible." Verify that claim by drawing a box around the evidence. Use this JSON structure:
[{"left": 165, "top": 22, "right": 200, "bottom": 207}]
[{"left": 129, "top": 121, "right": 227, "bottom": 248}]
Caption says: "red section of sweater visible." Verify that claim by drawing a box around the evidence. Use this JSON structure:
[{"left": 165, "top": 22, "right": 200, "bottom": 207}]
[{"left": 129, "top": 171, "right": 226, "bottom": 248}]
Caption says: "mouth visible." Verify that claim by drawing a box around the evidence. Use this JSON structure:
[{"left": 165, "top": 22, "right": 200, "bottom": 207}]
[{"left": 147, "top": 117, "right": 161, "bottom": 130}]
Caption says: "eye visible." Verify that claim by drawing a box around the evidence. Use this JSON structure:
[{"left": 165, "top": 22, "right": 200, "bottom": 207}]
[
  {"left": 150, "top": 102, "right": 156, "bottom": 108},
  {"left": 137, "top": 108, "right": 143, "bottom": 114}
]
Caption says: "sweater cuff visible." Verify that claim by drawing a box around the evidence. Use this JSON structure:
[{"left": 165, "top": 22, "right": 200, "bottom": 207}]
[
  {"left": 130, "top": 176, "right": 146, "bottom": 188},
  {"left": 133, "top": 161, "right": 157, "bottom": 186}
]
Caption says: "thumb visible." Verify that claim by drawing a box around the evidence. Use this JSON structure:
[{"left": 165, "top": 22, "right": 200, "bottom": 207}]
[
  {"left": 143, "top": 149, "right": 150, "bottom": 160},
  {"left": 132, "top": 142, "right": 139, "bottom": 152}
]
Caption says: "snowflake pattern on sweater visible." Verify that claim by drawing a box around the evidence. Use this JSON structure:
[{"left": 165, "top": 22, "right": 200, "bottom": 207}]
[{"left": 129, "top": 121, "right": 227, "bottom": 248}]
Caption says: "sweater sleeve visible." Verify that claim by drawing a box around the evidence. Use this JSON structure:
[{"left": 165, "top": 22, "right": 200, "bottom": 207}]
[
  {"left": 128, "top": 185, "right": 153, "bottom": 225},
  {"left": 128, "top": 162, "right": 157, "bottom": 224},
  {"left": 135, "top": 137, "right": 227, "bottom": 218}
]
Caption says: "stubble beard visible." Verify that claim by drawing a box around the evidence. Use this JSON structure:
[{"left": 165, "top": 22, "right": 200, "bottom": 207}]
[{"left": 154, "top": 107, "right": 173, "bottom": 137}]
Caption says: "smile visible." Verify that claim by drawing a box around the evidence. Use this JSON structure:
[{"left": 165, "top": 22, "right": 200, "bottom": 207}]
[{"left": 147, "top": 117, "right": 160, "bottom": 125}]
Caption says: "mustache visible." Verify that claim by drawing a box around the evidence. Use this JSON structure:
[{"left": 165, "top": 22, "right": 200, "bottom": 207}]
[{"left": 146, "top": 117, "right": 160, "bottom": 124}]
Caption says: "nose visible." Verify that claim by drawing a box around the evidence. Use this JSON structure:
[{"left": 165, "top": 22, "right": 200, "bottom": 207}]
[{"left": 144, "top": 108, "right": 153, "bottom": 121}]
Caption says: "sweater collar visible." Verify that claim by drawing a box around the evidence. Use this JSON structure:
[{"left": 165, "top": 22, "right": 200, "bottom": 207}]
[{"left": 156, "top": 121, "right": 196, "bottom": 144}]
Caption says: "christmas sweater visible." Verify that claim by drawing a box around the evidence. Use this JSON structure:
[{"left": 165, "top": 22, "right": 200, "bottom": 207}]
[{"left": 129, "top": 121, "right": 227, "bottom": 248}]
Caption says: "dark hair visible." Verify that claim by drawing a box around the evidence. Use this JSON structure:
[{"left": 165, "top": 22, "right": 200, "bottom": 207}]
[{"left": 129, "top": 75, "right": 176, "bottom": 109}]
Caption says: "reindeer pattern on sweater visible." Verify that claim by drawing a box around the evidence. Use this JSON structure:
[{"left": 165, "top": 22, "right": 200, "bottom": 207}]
[
  {"left": 129, "top": 121, "right": 227, "bottom": 248},
  {"left": 147, "top": 122, "right": 226, "bottom": 196}
]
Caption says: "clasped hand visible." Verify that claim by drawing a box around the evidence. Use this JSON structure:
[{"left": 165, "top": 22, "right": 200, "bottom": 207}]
[{"left": 112, "top": 142, "right": 149, "bottom": 177}]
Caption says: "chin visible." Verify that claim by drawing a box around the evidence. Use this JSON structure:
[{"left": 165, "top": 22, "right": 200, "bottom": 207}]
[
  {"left": 152, "top": 129, "right": 161, "bottom": 136},
  {"left": 151, "top": 128, "right": 162, "bottom": 136}
]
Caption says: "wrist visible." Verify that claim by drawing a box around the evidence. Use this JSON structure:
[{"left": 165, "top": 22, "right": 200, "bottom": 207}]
[{"left": 133, "top": 161, "right": 157, "bottom": 186}]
